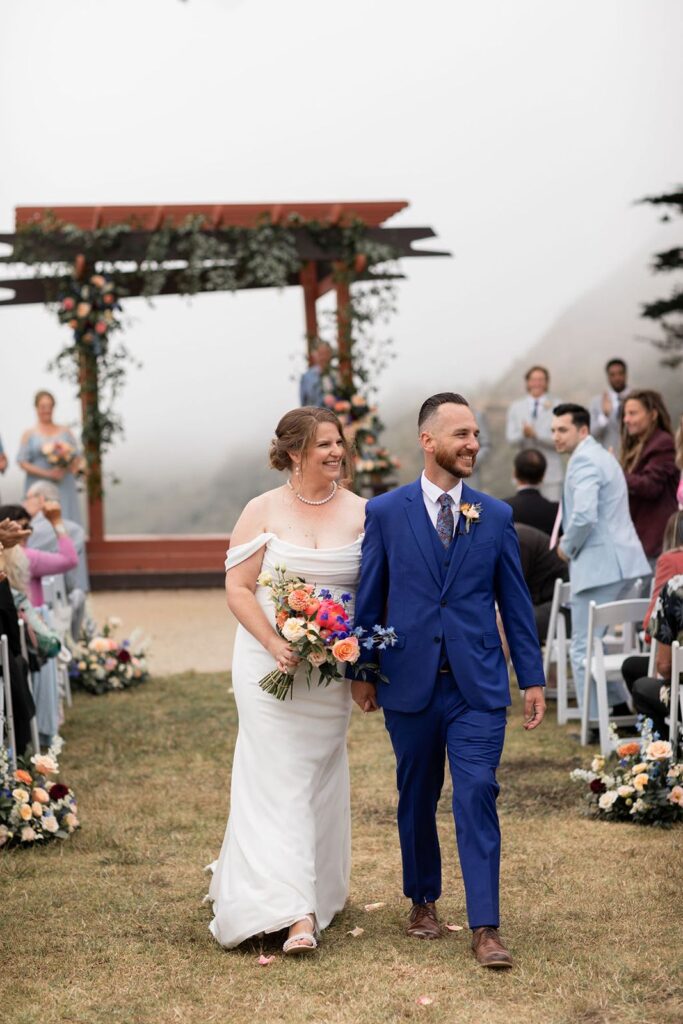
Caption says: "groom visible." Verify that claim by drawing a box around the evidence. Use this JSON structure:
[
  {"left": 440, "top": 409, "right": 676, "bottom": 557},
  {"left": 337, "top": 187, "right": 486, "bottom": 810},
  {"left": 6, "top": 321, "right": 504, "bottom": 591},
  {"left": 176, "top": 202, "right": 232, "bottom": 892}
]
[{"left": 352, "top": 393, "right": 546, "bottom": 969}]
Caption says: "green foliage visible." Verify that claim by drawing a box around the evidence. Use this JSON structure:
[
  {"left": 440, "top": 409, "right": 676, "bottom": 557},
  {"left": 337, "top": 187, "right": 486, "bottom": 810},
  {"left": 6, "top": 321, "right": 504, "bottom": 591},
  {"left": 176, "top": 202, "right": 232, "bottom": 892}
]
[
  {"left": 12, "top": 212, "right": 399, "bottom": 498},
  {"left": 639, "top": 187, "right": 683, "bottom": 367}
]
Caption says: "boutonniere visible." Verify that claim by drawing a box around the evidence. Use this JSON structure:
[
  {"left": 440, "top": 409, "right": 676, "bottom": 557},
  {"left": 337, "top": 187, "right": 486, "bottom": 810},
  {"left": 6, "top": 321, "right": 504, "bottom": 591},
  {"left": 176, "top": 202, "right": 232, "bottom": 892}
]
[{"left": 458, "top": 502, "right": 482, "bottom": 534}]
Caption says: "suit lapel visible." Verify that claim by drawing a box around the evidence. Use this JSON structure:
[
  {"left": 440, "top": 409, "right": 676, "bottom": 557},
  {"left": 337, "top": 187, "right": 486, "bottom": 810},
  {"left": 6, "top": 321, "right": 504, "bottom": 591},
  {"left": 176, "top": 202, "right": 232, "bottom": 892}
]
[
  {"left": 403, "top": 479, "right": 441, "bottom": 589},
  {"left": 442, "top": 481, "right": 476, "bottom": 595}
]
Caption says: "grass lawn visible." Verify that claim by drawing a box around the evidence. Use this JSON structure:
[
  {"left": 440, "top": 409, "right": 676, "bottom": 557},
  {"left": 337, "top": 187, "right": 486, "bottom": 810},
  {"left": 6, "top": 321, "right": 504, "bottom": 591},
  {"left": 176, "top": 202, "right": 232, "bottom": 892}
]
[{"left": 1, "top": 673, "right": 681, "bottom": 1024}]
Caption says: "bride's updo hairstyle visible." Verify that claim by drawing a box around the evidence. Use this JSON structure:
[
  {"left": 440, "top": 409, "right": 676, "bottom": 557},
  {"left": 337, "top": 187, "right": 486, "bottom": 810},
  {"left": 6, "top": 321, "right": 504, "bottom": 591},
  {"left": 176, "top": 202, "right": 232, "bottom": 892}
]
[{"left": 270, "top": 406, "right": 353, "bottom": 482}]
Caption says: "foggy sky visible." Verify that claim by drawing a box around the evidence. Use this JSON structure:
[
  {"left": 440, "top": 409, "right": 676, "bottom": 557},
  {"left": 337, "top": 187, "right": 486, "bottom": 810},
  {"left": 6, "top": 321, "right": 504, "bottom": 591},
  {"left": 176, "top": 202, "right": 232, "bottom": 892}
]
[{"left": 2, "top": 0, "right": 682, "bottom": 496}]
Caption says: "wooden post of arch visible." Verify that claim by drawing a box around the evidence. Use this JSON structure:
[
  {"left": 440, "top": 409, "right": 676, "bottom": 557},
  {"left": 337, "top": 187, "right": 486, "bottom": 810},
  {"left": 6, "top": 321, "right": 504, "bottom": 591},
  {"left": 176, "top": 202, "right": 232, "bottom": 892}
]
[
  {"left": 74, "top": 253, "right": 105, "bottom": 543},
  {"left": 334, "top": 254, "right": 367, "bottom": 392},
  {"left": 299, "top": 261, "right": 319, "bottom": 362}
]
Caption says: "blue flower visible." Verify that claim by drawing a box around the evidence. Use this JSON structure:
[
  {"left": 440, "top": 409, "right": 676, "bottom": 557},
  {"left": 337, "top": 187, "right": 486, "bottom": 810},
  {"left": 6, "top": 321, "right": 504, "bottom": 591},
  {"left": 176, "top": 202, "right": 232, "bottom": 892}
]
[
  {"left": 363, "top": 638, "right": 375, "bottom": 650},
  {"left": 319, "top": 589, "right": 332, "bottom": 600},
  {"left": 341, "top": 593, "right": 352, "bottom": 603}
]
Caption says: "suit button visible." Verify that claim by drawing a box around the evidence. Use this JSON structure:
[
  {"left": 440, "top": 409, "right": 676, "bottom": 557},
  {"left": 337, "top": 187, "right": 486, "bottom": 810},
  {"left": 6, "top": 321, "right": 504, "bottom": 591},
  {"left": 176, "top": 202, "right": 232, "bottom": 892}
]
[
  {"left": 433, "top": 636, "right": 440, "bottom": 644},
  {"left": 440, "top": 599, "right": 447, "bottom": 607}
]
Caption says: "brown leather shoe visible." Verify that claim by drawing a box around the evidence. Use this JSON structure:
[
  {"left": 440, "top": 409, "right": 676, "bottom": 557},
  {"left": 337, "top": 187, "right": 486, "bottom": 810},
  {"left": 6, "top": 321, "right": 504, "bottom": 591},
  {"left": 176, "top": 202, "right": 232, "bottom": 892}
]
[
  {"left": 471, "top": 927, "right": 513, "bottom": 968},
  {"left": 405, "top": 902, "right": 442, "bottom": 939}
]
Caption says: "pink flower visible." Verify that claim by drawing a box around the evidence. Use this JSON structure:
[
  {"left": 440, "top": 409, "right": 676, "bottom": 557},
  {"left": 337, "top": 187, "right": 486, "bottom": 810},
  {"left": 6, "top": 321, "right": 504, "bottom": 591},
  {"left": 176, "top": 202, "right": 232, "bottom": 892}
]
[
  {"left": 332, "top": 636, "right": 360, "bottom": 664},
  {"left": 62, "top": 297, "right": 75, "bottom": 311},
  {"left": 95, "top": 321, "right": 107, "bottom": 335}
]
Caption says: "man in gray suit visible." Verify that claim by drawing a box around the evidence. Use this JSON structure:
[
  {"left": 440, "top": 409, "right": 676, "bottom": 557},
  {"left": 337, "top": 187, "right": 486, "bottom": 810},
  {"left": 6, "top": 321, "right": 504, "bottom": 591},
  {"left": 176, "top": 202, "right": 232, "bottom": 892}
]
[
  {"left": 552, "top": 403, "right": 650, "bottom": 716},
  {"left": 589, "top": 358, "right": 630, "bottom": 456},
  {"left": 506, "top": 365, "right": 563, "bottom": 501}
]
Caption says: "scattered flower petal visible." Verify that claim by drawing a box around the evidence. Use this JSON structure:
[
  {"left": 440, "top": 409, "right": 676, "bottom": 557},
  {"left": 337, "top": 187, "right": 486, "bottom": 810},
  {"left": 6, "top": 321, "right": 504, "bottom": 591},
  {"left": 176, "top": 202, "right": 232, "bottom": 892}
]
[
  {"left": 416, "top": 996, "right": 434, "bottom": 1006},
  {"left": 364, "top": 902, "right": 385, "bottom": 912},
  {"left": 347, "top": 927, "right": 365, "bottom": 938},
  {"left": 445, "top": 923, "right": 464, "bottom": 931},
  {"left": 257, "top": 955, "right": 275, "bottom": 966}
]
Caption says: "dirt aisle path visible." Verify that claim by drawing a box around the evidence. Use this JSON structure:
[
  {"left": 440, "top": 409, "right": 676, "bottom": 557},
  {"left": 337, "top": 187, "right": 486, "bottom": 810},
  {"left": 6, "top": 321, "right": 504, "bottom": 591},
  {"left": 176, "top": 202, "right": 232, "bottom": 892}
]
[{"left": 89, "top": 589, "right": 236, "bottom": 675}]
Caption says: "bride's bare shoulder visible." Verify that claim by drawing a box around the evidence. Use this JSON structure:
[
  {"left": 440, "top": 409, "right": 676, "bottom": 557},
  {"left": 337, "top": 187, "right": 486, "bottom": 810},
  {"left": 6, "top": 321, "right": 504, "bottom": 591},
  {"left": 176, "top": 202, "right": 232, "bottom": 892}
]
[
  {"left": 339, "top": 486, "right": 367, "bottom": 510},
  {"left": 231, "top": 486, "right": 285, "bottom": 539}
]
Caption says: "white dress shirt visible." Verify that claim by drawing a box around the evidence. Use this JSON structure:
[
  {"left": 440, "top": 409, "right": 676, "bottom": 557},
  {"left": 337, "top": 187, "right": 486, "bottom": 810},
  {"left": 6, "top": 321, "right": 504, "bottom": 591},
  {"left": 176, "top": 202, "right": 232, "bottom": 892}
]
[{"left": 421, "top": 471, "right": 462, "bottom": 536}]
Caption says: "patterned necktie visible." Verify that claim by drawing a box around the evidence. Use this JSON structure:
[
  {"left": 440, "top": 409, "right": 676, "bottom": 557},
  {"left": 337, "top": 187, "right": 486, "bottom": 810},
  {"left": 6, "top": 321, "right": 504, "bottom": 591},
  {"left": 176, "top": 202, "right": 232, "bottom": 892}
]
[
  {"left": 436, "top": 493, "right": 455, "bottom": 549},
  {"left": 532, "top": 399, "right": 539, "bottom": 420}
]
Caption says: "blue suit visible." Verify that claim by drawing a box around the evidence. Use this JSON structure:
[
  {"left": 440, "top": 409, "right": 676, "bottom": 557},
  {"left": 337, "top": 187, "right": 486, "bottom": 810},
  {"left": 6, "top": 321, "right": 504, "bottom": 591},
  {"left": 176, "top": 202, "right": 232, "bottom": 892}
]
[{"left": 354, "top": 478, "right": 544, "bottom": 927}]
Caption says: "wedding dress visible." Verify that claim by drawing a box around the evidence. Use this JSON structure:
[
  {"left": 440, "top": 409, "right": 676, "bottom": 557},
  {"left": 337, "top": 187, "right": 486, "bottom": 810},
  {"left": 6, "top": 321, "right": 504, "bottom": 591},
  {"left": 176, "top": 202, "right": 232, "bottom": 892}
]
[{"left": 208, "top": 532, "right": 362, "bottom": 948}]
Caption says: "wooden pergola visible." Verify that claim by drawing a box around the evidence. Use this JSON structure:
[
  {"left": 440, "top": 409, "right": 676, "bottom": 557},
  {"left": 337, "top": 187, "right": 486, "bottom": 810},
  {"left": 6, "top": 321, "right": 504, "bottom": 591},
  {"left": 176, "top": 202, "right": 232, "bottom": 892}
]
[{"left": 1, "top": 201, "right": 448, "bottom": 587}]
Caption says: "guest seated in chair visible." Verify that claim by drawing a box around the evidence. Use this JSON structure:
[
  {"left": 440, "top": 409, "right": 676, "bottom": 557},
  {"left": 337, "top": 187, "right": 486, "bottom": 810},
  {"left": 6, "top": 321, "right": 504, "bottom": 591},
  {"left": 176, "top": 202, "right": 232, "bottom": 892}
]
[
  {"left": 0, "top": 503, "right": 78, "bottom": 608},
  {"left": 514, "top": 522, "right": 568, "bottom": 642},
  {"left": 504, "top": 449, "right": 559, "bottom": 536},
  {"left": 621, "top": 510, "right": 683, "bottom": 737},
  {"left": 0, "top": 518, "right": 36, "bottom": 756}
]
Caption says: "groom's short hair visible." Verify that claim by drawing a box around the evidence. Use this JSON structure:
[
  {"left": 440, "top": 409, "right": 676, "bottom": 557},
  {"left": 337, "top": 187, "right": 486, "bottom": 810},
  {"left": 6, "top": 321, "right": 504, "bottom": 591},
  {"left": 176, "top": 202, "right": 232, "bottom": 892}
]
[
  {"left": 418, "top": 392, "right": 469, "bottom": 429},
  {"left": 552, "top": 402, "right": 590, "bottom": 429}
]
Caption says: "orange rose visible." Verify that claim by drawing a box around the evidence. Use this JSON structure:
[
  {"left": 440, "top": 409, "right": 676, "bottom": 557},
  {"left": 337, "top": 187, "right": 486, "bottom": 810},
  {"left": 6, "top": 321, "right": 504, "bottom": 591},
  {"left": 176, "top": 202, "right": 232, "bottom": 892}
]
[
  {"left": 617, "top": 742, "right": 641, "bottom": 758},
  {"left": 332, "top": 636, "right": 360, "bottom": 664},
  {"left": 305, "top": 599, "right": 321, "bottom": 616},
  {"left": 14, "top": 769, "right": 32, "bottom": 785}
]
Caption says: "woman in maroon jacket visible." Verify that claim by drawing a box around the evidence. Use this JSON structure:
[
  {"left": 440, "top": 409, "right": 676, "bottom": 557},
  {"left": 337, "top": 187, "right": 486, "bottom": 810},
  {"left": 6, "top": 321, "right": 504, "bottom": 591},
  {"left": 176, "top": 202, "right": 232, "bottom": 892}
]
[{"left": 621, "top": 390, "right": 679, "bottom": 563}]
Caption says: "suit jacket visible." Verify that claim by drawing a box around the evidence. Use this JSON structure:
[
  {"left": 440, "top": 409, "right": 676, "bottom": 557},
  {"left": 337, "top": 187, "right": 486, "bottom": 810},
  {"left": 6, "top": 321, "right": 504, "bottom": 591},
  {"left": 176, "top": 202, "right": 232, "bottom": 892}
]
[
  {"left": 299, "top": 367, "right": 324, "bottom": 407},
  {"left": 624, "top": 429, "right": 679, "bottom": 559},
  {"left": 561, "top": 436, "right": 650, "bottom": 594},
  {"left": 514, "top": 523, "right": 567, "bottom": 606},
  {"left": 505, "top": 394, "right": 564, "bottom": 488},
  {"left": 503, "top": 487, "right": 558, "bottom": 536},
  {"left": 589, "top": 389, "right": 629, "bottom": 456},
  {"left": 353, "top": 478, "right": 545, "bottom": 712}
]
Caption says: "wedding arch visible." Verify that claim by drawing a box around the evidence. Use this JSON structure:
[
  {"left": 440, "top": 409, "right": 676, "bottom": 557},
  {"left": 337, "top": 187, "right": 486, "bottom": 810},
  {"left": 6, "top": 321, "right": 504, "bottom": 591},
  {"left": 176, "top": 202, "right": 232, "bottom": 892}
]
[{"left": 0, "top": 201, "right": 448, "bottom": 587}]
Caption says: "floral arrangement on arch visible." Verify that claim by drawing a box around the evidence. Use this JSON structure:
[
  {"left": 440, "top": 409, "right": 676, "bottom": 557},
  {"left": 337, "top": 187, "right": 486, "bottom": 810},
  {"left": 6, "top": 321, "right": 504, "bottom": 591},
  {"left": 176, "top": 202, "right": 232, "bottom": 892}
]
[
  {"left": 69, "top": 617, "right": 150, "bottom": 695},
  {"left": 570, "top": 719, "right": 683, "bottom": 827},
  {"left": 57, "top": 273, "right": 122, "bottom": 354},
  {"left": 0, "top": 741, "right": 80, "bottom": 848},
  {"left": 323, "top": 390, "right": 400, "bottom": 487}
]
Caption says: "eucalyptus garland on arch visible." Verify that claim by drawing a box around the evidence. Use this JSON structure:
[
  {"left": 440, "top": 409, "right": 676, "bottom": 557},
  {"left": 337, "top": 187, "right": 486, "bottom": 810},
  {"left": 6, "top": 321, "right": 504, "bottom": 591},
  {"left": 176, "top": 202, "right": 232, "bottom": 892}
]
[{"left": 13, "top": 212, "right": 400, "bottom": 497}]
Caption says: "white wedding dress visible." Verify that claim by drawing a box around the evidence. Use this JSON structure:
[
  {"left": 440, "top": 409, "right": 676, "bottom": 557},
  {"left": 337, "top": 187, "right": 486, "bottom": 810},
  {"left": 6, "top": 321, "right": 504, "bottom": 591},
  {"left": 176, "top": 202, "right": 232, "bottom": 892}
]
[{"left": 208, "top": 532, "right": 362, "bottom": 948}]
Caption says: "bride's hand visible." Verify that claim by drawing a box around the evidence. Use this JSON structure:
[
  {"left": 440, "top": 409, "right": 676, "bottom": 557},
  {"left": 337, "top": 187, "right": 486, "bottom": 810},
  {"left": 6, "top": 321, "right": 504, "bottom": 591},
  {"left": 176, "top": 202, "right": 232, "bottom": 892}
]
[{"left": 269, "top": 636, "right": 300, "bottom": 675}]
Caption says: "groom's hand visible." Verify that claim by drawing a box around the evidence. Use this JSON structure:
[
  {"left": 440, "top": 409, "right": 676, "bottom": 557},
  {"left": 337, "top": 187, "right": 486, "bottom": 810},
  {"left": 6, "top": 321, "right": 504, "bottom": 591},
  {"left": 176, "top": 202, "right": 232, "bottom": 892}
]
[
  {"left": 522, "top": 686, "right": 546, "bottom": 730},
  {"left": 351, "top": 680, "right": 379, "bottom": 714}
]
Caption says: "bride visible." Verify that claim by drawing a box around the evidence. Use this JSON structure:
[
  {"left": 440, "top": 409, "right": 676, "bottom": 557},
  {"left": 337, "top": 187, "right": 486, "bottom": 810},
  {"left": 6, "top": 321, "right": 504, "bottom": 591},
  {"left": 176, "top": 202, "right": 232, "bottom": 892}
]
[{"left": 208, "top": 406, "right": 367, "bottom": 953}]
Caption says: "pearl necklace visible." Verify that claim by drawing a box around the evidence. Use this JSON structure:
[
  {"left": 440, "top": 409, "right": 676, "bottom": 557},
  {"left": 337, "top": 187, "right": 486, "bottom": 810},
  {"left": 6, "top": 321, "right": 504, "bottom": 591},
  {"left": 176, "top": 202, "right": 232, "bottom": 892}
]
[{"left": 287, "top": 479, "right": 338, "bottom": 506}]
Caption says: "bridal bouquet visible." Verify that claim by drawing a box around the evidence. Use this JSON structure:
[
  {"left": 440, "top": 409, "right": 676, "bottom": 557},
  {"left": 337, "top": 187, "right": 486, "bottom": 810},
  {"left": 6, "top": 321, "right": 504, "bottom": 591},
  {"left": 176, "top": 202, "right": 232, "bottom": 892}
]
[
  {"left": 570, "top": 718, "right": 683, "bottom": 827},
  {"left": 0, "top": 741, "right": 80, "bottom": 848},
  {"left": 257, "top": 564, "right": 397, "bottom": 700},
  {"left": 42, "top": 440, "right": 75, "bottom": 468}
]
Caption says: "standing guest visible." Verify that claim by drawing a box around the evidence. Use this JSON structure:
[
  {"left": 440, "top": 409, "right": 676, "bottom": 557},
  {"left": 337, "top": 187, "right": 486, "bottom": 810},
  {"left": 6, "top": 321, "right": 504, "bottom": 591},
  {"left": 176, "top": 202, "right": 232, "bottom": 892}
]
[
  {"left": 17, "top": 390, "right": 84, "bottom": 526},
  {"left": 675, "top": 414, "right": 683, "bottom": 508},
  {"left": 552, "top": 404, "right": 650, "bottom": 717},
  {"left": 620, "top": 510, "right": 683, "bottom": 738},
  {"left": 589, "top": 358, "right": 630, "bottom": 455},
  {"left": 299, "top": 342, "right": 335, "bottom": 408},
  {"left": 503, "top": 449, "right": 559, "bottom": 535},
  {"left": 0, "top": 503, "right": 78, "bottom": 609},
  {"left": 506, "top": 366, "right": 563, "bottom": 501},
  {"left": 514, "top": 522, "right": 568, "bottom": 642},
  {"left": 620, "top": 389, "right": 679, "bottom": 566}
]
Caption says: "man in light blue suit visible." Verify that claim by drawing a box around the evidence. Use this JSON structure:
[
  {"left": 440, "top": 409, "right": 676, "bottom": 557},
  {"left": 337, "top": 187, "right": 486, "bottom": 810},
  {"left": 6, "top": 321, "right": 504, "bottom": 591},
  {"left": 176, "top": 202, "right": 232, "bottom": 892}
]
[
  {"left": 352, "top": 393, "right": 546, "bottom": 969},
  {"left": 552, "top": 404, "right": 650, "bottom": 716}
]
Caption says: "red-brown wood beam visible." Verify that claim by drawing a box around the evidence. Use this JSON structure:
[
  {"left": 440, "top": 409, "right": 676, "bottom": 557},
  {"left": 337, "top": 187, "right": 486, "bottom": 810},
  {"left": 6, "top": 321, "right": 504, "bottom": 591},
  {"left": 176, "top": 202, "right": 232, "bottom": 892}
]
[
  {"left": 74, "top": 253, "right": 105, "bottom": 543},
  {"left": 334, "top": 262, "right": 353, "bottom": 391},
  {"left": 299, "top": 261, "right": 319, "bottom": 360}
]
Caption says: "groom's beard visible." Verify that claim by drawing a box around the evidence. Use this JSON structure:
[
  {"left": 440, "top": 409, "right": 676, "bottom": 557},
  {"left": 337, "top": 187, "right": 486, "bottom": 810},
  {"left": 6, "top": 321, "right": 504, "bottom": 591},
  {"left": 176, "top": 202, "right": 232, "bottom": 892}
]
[{"left": 434, "top": 445, "right": 476, "bottom": 479}]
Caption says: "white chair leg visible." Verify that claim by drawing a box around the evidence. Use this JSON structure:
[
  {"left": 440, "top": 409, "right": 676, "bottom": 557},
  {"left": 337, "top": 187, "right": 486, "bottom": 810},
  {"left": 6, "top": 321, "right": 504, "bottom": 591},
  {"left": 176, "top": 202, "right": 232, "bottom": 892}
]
[
  {"left": 580, "top": 657, "right": 592, "bottom": 746},
  {"left": 1, "top": 635, "right": 17, "bottom": 772},
  {"left": 594, "top": 641, "right": 612, "bottom": 757},
  {"left": 557, "top": 619, "right": 568, "bottom": 725}
]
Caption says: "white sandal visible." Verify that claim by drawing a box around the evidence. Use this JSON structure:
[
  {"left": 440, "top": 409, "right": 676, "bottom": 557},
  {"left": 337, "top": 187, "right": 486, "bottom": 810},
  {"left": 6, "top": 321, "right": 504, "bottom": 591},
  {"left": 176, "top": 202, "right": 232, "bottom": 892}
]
[{"left": 282, "top": 914, "right": 318, "bottom": 955}]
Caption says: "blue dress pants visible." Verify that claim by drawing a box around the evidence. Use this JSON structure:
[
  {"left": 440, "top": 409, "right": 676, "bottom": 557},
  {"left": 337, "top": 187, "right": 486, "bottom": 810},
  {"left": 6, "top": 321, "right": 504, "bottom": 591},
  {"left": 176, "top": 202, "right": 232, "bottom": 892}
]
[{"left": 383, "top": 671, "right": 507, "bottom": 929}]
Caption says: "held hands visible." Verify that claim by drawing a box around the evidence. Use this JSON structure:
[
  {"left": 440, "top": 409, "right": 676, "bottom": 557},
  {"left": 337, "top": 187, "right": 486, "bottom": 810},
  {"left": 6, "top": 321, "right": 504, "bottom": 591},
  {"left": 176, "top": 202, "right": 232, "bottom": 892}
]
[
  {"left": 522, "top": 422, "right": 536, "bottom": 439},
  {"left": 49, "top": 467, "right": 66, "bottom": 481},
  {"left": 523, "top": 686, "right": 546, "bottom": 730},
  {"left": 0, "top": 518, "right": 31, "bottom": 548},
  {"left": 352, "top": 680, "right": 379, "bottom": 713},
  {"left": 269, "top": 635, "right": 300, "bottom": 675}
]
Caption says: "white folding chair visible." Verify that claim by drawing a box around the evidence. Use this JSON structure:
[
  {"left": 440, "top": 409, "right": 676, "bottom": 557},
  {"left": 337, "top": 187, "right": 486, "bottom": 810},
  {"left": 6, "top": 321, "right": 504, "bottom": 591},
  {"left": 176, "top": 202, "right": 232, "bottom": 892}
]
[
  {"left": 603, "top": 578, "right": 644, "bottom": 654},
  {"left": 1, "top": 634, "right": 17, "bottom": 772},
  {"left": 543, "top": 579, "right": 575, "bottom": 714},
  {"left": 580, "top": 598, "right": 650, "bottom": 755},
  {"left": 18, "top": 620, "right": 40, "bottom": 755},
  {"left": 669, "top": 640, "right": 682, "bottom": 754}
]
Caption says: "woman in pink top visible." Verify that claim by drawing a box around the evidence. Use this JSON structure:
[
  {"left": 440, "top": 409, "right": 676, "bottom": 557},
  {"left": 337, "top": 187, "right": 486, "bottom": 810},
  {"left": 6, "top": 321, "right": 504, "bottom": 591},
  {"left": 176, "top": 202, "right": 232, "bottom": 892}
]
[{"left": 0, "top": 501, "right": 78, "bottom": 606}]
